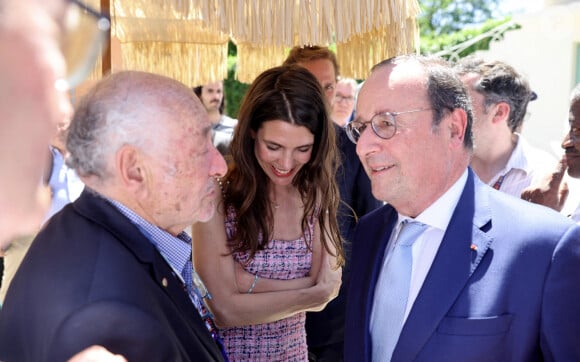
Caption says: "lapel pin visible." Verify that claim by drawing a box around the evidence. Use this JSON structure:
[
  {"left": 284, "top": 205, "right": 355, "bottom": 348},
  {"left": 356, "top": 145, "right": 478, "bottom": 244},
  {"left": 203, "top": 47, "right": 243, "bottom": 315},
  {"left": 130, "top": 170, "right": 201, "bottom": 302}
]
[{"left": 470, "top": 244, "right": 478, "bottom": 251}]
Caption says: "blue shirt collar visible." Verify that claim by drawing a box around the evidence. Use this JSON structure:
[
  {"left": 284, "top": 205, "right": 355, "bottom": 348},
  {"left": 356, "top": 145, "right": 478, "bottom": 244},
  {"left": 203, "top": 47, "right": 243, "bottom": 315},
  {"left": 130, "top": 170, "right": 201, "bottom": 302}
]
[{"left": 106, "top": 198, "right": 192, "bottom": 278}]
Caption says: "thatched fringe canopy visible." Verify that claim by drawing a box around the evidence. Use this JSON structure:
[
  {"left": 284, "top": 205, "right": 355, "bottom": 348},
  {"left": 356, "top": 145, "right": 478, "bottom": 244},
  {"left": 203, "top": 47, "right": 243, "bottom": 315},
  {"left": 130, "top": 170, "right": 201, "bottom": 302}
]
[{"left": 98, "top": 0, "right": 420, "bottom": 86}]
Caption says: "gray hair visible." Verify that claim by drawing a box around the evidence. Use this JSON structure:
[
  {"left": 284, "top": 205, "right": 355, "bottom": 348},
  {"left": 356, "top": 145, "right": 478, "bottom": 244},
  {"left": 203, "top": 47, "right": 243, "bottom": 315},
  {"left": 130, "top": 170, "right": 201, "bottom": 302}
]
[
  {"left": 372, "top": 54, "right": 474, "bottom": 150},
  {"left": 337, "top": 77, "right": 358, "bottom": 90},
  {"left": 66, "top": 71, "right": 200, "bottom": 181}
]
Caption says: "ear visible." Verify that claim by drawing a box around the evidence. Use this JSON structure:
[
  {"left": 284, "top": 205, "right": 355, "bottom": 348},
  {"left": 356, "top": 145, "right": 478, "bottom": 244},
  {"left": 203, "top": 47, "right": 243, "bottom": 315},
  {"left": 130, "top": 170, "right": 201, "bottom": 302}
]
[
  {"left": 116, "top": 145, "right": 147, "bottom": 198},
  {"left": 491, "top": 102, "right": 510, "bottom": 125},
  {"left": 447, "top": 108, "right": 468, "bottom": 149}
]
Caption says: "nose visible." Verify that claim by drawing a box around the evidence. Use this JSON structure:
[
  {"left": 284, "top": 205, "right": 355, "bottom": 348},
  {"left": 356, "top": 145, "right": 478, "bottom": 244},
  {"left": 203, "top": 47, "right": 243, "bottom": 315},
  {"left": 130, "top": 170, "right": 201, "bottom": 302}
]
[
  {"left": 210, "top": 146, "right": 228, "bottom": 178},
  {"left": 278, "top": 151, "right": 294, "bottom": 170},
  {"left": 355, "top": 122, "right": 376, "bottom": 156}
]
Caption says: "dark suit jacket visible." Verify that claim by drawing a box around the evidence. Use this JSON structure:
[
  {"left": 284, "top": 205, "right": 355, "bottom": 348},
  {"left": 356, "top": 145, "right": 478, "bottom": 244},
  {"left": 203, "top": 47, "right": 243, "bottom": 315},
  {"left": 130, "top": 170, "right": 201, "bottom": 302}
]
[
  {"left": 345, "top": 169, "right": 580, "bottom": 361},
  {"left": 0, "top": 190, "right": 224, "bottom": 362},
  {"left": 306, "top": 124, "right": 382, "bottom": 348}
]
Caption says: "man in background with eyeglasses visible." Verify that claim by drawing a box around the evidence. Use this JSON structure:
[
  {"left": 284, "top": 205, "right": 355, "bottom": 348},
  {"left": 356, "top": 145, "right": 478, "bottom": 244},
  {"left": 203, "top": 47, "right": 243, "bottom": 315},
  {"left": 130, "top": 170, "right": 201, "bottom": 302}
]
[
  {"left": 0, "top": 0, "right": 126, "bottom": 361},
  {"left": 331, "top": 77, "right": 358, "bottom": 128},
  {"left": 344, "top": 54, "right": 580, "bottom": 361}
]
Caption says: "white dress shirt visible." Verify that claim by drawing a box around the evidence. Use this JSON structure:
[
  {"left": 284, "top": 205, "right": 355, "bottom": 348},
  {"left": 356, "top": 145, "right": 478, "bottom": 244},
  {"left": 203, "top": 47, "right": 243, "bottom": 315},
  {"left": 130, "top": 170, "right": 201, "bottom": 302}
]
[
  {"left": 371, "top": 169, "right": 468, "bottom": 338},
  {"left": 570, "top": 203, "right": 580, "bottom": 224},
  {"left": 486, "top": 134, "right": 555, "bottom": 198}
]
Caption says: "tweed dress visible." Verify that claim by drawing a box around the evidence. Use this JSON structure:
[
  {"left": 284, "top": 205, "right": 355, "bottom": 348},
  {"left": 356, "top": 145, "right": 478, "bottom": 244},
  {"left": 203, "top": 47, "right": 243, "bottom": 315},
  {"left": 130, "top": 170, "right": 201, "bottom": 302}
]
[{"left": 220, "top": 205, "right": 314, "bottom": 361}]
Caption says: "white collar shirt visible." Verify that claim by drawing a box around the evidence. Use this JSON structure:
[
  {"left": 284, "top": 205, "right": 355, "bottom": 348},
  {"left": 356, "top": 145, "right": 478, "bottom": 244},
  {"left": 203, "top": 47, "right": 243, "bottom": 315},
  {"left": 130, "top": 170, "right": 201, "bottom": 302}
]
[
  {"left": 487, "top": 134, "right": 555, "bottom": 198},
  {"left": 570, "top": 203, "right": 580, "bottom": 224},
  {"left": 372, "top": 169, "right": 468, "bottom": 325}
]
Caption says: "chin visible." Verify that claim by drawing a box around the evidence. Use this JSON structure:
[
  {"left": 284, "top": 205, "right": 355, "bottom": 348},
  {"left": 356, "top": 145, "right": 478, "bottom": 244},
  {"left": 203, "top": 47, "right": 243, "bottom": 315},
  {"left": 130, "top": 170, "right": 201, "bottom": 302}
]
[{"left": 568, "top": 167, "right": 580, "bottom": 179}]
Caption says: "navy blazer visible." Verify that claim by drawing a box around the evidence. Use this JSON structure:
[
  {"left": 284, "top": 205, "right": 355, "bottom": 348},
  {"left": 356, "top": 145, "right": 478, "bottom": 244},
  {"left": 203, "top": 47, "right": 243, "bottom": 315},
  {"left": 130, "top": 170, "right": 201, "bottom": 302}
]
[
  {"left": 306, "top": 124, "right": 382, "bottom": 348},
  {"left": 0, "top": 190, "right": 224, "bottom": 362},
  {"left": 345, "top": 169, "right": 580, "bottom": 361}
]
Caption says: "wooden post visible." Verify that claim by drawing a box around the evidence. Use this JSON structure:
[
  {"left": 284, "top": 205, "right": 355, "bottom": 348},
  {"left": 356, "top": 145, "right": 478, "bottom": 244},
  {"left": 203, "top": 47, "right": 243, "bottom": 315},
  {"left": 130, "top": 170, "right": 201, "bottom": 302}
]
[{"left": 100, "top": 0, "right": 112, "bottom": 76}]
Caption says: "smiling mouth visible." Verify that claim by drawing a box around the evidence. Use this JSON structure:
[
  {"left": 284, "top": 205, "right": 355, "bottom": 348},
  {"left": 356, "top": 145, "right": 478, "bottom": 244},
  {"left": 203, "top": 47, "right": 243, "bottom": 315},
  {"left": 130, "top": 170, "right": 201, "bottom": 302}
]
[
  {"left": 272, "top": 165, "right": 293, "bottom": 177},
  {"left": 370, "top": 165, "right": 394, "bottom": 174}
]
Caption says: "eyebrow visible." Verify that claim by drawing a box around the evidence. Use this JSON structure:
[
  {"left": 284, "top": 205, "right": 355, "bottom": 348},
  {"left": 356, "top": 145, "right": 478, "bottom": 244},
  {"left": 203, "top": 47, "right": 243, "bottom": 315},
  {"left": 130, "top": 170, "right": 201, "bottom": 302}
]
[{"left": 264, "top": 139, "right": 314, "bottom": 149}]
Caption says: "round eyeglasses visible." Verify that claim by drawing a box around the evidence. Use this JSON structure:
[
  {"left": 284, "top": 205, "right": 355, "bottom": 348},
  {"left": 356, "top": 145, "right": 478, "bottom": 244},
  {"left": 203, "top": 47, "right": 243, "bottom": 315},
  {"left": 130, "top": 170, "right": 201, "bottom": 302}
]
[
  {"left": 346, "top": 108, "right": 432, "bottom": 144},
  {"left": 55, "top": 0, "right": 111, "bottom": 91}
]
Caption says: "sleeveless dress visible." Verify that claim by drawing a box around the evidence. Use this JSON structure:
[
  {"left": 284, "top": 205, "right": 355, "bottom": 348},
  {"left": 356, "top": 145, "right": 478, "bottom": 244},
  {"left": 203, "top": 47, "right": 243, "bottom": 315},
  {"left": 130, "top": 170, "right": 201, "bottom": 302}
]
[{"left": 220, "top": 205, "right": 314, "bottom": 361}]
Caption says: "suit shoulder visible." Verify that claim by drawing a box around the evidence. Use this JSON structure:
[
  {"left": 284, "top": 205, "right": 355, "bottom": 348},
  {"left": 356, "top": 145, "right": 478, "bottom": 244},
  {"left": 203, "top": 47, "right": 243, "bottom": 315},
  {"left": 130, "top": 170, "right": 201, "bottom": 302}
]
[
  {"left": 485, "top": 187, "right": 577, "bottom": 244},
  {"left": 49, "top": 301, "right": 180, "bottom": 361}
]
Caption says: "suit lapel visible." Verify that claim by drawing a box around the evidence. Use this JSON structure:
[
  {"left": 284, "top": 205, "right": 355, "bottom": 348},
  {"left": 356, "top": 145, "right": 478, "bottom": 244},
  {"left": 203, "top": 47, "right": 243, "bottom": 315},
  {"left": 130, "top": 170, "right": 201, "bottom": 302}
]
[
  {"left": 394, "top": 169, "right": 494, "bottom": 361},
  {"left": 73, "top": 190, "right": 223, "bottom": 360}
]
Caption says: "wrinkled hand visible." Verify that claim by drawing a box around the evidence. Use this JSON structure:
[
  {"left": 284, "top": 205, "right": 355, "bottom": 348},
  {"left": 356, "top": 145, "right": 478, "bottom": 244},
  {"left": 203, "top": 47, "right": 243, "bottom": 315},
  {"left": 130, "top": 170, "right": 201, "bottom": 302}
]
[
  {"left": 521, "top": 155, "right": 569, "bottom": 211},
  {"left": 68, "top": 346, "right": 127, "bottom": 362},
  {"left": 309, "top": 250, "right": 342, "bottom": 311}
]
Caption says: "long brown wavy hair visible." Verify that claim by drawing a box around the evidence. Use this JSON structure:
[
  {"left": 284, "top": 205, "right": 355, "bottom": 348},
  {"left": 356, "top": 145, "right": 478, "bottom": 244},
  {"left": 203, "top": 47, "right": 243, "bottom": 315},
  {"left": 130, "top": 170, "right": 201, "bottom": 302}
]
[{"left": 223, "top": 64, "right": 344, "bottom": 267}]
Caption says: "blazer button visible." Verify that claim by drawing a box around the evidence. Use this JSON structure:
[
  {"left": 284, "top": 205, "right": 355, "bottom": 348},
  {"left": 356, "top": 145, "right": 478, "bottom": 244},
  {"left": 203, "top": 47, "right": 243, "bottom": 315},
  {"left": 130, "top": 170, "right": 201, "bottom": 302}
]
[{"left": 162, "top": 277, "right": 168, "bottom": 287}]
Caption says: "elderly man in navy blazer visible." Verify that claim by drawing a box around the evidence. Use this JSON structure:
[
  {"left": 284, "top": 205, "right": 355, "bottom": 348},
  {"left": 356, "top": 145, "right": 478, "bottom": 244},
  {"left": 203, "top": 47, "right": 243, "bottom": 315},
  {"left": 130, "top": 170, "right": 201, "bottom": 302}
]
[
  {"left": 0, "top": 71, "right": 228, "bottom": 361},
  {"left": 343, "top": 54, "right": 580, "bottom": 361}
]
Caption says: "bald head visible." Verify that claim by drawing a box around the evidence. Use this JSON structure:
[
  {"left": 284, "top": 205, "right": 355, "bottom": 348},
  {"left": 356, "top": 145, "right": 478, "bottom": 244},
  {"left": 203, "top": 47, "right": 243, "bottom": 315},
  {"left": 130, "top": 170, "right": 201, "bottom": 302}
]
[
  {"left": 67, "top": 71, "right": 208, "bottom": 181},
  {"left": 67, "top": 70, "right": 227, "bottom": 232}
]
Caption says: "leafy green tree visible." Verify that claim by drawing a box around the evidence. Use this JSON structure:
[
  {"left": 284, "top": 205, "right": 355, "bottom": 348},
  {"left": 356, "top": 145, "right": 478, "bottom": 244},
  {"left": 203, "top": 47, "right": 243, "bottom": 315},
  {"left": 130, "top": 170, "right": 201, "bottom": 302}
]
[
  {"left": 420, "top": 18, "right": 518, "bottom": 58},
  {"left": 419, "top": 0, "right": 515, "bottom": 58},
  {"left": 419, "top": 0, "right": 501, "bottom": 36},
  {"left": 224, "top": 41, "right": 249, "bottom": 118}
]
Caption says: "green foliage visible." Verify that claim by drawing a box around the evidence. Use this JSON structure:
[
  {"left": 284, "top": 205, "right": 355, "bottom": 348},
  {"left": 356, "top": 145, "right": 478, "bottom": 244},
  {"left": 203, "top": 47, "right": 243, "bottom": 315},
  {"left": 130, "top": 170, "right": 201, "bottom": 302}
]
[
  {"left": 418, "top": 0, "right": 518, "bottom": 58},
  {"left": 419, "top": 0, "right": 501, "bottom": 36},
  {"left": 228, "top": 40, "right": 237, "bottom": 57},
  {"left": 224, "top": 57, "right": 249, "bottom": 118},
  {"left": 420, "top": 18, "right": 518, "bottom": 58}
]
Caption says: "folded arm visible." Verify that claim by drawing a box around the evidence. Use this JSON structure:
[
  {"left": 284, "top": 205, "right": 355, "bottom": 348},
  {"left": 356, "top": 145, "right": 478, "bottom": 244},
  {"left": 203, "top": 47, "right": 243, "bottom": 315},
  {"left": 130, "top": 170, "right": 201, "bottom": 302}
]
[{"left": 191, "top": 200, "right": 341, "bottom": 328}]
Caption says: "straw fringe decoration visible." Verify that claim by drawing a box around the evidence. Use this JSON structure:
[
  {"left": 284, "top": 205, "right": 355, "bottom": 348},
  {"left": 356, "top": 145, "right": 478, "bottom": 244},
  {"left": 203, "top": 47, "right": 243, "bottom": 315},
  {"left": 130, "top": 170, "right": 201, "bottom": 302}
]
[
  {"left": 337, "top": 18, "right": 420, "bottom": 80},
  {"left": 112, "top": 0, "right": 229, "bottom": 86},
  {"left": 120, "top": 41, "right": 228, "bottom": 87},
  {"left": 235, "top": 43, "right": 287, "bottom": 84},
  {"left": 195, "top": 0, "right": 421, "bottom": 82},
  {"left": 104, "top": 0, "right": 419, "bottom": 85}
]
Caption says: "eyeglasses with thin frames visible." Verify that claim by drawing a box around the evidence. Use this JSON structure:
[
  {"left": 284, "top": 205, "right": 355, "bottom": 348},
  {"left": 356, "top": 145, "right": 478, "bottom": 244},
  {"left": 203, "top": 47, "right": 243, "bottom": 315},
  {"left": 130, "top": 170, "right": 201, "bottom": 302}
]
[
  {"left": 55, "top": 0, "right": 111, "bottom": 91},
  {"left": 346, "top": 108, "right": 433, "bottom": 144}
]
